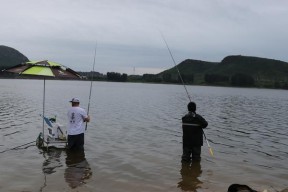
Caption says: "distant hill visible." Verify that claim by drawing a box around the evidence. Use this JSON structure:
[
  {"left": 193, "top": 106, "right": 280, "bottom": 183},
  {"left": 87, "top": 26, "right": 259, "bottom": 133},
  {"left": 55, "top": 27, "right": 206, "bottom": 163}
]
[
  {"left": 212, "top": 55, "right": 288, "bottom": 80},
  {"left": 0, "top": 45, "right": 29, "bottom": 71},
  {"left": 158, "top": 59, "right": 218, "bottom": 84},
  {"left": 154, "top": 55, "right": 288, "bottom": 88},
  {"left": 1, "top": 45, "right": 287, "bottom": 89},
  {"left": 160, "top": 59, "right": 217, "bottom": 75}
]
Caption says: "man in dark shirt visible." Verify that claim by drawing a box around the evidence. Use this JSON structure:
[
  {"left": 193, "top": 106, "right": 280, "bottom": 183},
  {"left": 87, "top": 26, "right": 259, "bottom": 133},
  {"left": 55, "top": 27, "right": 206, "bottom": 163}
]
[{"left": 182, "top": 102, "right": 208, "bottom": 162}]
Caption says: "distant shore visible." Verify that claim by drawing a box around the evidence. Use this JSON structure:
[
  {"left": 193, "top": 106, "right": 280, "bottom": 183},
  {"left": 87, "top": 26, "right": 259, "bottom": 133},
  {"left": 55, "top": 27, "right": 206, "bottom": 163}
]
[{"left": 1, "top": 75, "right": 288, "bottom": 91}]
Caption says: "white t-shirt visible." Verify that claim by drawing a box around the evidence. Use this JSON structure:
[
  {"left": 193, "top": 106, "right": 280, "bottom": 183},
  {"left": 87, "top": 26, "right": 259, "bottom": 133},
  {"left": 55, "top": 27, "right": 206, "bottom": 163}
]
[{"left": 67, "top": 106, "right": 88, "bottom": 135}]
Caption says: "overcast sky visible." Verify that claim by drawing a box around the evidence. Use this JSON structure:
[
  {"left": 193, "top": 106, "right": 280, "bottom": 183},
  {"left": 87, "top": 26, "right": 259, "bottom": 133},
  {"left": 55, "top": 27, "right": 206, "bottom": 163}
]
[{"left": 1, "top": 0, "right": 288, "bottom": 75}]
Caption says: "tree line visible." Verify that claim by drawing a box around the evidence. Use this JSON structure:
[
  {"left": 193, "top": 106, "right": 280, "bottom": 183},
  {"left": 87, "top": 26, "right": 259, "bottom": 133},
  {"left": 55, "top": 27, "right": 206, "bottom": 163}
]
[
  {"left": 81, "top": 71, "right": 288, "bottom": 89},
  {"left": 82, "top": 71, "right": 128, "bottom": 82},
  {"left": 141, "top": 72, "right": 288, "bottom": 89}
]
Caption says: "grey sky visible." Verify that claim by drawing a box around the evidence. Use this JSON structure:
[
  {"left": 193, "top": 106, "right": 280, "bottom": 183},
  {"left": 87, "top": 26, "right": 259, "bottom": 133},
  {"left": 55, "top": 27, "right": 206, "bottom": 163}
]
[{"left": 1, "top": 0, "right": 288, "bottom": 75}]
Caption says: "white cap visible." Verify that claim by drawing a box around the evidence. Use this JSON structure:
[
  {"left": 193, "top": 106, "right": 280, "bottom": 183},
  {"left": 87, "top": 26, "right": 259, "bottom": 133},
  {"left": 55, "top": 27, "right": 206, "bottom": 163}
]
[{"left": 69, "top": 98, "right": 80, "bottom": 103}]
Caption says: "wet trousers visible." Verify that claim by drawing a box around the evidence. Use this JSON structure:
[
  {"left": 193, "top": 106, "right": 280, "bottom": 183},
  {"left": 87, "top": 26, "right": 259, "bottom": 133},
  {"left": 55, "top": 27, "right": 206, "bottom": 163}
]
[
  {"left": 181, "top": 146, "right": 201, "bottom": 162},
  {"left": 67, "top": 133, "right": 84, "bottom": 150}
]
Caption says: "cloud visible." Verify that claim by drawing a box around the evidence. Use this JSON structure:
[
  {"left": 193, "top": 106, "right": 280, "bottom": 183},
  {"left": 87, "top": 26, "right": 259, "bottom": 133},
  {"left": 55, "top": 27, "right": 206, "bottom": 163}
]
[{"left": 1, "top": 0, "right": 288, "bottom": 74}]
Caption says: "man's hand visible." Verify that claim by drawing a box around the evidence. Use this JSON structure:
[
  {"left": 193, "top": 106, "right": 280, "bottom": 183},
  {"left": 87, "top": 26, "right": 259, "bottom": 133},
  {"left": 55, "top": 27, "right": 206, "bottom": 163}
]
[{"left": 84, "top": 115, "right": 90, "bottom": 122}]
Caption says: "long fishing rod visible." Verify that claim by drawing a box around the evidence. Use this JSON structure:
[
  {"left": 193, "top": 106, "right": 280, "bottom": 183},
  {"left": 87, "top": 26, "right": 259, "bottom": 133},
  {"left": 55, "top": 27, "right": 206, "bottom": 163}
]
[
  {"left": 160, "top": 33, "right": 192, "bottom": 102},
  {"left": 85, "top": 42, "right": 97, "bottom": 131},
  {"left": 160, "top": 33, "right": 214, "bottom": 157}
]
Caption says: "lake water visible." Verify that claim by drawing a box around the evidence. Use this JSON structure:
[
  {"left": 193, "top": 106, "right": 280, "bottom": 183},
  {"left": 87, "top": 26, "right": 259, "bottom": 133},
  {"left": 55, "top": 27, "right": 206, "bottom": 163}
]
[{"left": 0, "top": 79, "right": 287, "bottom": 192}]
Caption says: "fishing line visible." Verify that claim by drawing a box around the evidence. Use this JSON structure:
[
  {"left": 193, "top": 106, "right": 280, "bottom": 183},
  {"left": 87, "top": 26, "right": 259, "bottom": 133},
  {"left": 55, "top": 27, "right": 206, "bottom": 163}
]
[
  {"left": 0, "top": 141, "right": 35, "bottom": 153},
  {"left": 86, "top": 42, "right": 97, "bottom": 130},
  {"left": 160, "top": 33, "right": 214, "bottom": 157}
]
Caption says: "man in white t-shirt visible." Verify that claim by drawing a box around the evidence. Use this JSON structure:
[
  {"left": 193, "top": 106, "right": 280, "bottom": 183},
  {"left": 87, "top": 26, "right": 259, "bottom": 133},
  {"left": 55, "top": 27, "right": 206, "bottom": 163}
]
[{"left": 67, "top": 98, "right": 90, "bottom": 150}]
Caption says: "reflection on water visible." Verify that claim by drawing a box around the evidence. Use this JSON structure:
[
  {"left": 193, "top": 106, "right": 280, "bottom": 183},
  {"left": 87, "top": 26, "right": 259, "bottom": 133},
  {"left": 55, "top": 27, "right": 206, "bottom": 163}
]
[
  {"left": 40, "top": 148, "right": 65, "bottom": 191},
  {"left": 65, "top": 149, "right": 92, "bottom": 189},
  {"left": 178, "top": 161, "right": 203, "bottom": 192},
  {"left": 41, "top": 148, "right": 92, "bottom": 189},
  {"left": 42, "top": 149, "right": 64, "bottom": 174}
]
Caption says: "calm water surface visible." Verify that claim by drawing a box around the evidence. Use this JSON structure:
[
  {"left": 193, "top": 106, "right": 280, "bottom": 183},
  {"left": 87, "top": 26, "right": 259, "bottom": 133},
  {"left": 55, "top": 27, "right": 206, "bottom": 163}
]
[{"left": 0, "top": 79, "right": 287, "bottom": 192}]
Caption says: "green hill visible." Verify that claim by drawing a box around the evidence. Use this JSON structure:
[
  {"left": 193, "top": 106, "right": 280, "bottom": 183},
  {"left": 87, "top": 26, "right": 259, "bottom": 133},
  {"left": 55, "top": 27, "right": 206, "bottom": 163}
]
[
  {"left": 212, "top": 55, "right": 288, "bottom": 80},
  {"left": 160, "top": 59, "right": 217, "bottom": 75},
  {"left": 157, "top": 59, "right": 217, "bottom": 84},
  {"left": 154, "top": 55, "right": 288, "bottom": 88},
  {"left": 0, "top": 45, "right": 29, "bottom": 71}
]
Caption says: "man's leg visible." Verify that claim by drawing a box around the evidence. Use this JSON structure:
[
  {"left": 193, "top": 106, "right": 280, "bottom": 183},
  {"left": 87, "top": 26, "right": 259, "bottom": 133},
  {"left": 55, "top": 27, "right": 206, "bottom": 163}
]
[
  {"left": 192, "top": 146, "right": 201, "bottom": 161},
  {"left": 67, "top": 134, "right": 84, "bottom": 150},
  {"left": 182, "top": 147, "right": 192, "bottom": 162},
  {"left": 75, "top": 133, "right": 84, "bottom": 150},
  {"left": 67, "top": 135, "right": 75, "bottom": 150}
]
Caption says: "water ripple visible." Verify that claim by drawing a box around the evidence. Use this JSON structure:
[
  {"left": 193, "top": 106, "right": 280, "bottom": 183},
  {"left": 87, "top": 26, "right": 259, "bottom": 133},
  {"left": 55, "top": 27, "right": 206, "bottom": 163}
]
[{"left": 0, "top": 80, "right": 288, "bottom": 191}]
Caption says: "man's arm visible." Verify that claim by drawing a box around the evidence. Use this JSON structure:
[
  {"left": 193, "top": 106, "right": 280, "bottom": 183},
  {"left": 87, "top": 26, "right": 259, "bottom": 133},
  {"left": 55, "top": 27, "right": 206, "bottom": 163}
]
[{"left": 196, "top": 114, "right": 208, "bottom": 128}]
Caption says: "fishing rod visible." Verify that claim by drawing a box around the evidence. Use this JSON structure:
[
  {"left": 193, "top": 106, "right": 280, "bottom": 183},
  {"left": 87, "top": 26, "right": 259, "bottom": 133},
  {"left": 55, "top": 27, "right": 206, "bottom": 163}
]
[
  {"left": 160, "top": 33, "right": 214, "bottom": 157},
  {"left": 202, "top": 130, "right": 214, "bottom": 156},
  {"left": 86, "top": 42, "right": 97, "bottom": 130},
  {"left": 160, "top": 33, "right": 192, "bottom": 102}
]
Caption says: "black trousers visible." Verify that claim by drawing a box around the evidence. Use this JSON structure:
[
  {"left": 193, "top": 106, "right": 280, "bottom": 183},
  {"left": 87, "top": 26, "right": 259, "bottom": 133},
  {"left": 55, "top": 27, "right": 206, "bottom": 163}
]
[
  {"left": 67, "top": 133, "right": 84, "bottom": 150},
  {"left": 182, "top": 146, "right": 201, "bottom": 162}
]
